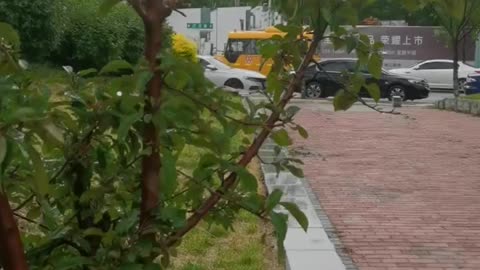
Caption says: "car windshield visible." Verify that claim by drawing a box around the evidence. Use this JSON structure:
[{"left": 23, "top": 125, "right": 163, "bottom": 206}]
[
  {"left": 411, "top": 60, "right": 475, "bottom": 69},
  {"left": 462, "top": 62, "right": 475, "bottom": 68}
]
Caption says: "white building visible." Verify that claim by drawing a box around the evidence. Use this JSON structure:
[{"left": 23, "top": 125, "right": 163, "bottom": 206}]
[{"left": 167, "top": 6, "right": 283, "bottom": 55}]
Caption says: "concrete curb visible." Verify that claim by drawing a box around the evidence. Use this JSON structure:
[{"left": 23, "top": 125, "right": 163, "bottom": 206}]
[
  {"left": 435, "top": 98, "right": 480, "bottom": 116},
  {"left": 259, "top": 140, "right": 352, "bottom": 270}
]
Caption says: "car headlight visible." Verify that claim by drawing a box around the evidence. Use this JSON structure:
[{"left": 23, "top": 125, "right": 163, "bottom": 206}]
[
  {"left": 408, "top": 79, "right": 422, "bottom": 84},
  {"left": 246, "top": 77, "right": 266, "bottom": 83},
  {"left": 467, "top": 77, "right": 477, "bottom": 83}
]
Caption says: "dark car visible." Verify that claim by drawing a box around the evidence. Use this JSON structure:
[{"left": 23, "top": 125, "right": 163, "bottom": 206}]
[
  {"left": 465, "top": 73, "right": 480, "bottom": 95},
  {"left": 302, "top": 59, "right": 430, "bottom": 101}
]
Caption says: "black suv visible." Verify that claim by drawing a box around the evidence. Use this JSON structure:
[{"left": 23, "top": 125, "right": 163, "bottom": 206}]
[{"left": 303, "top": 59, "right": 430, "bottom": 101}]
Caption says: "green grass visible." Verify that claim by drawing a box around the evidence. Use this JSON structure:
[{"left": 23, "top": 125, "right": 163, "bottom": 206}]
[
  {"left": 172, "top": 211, "right": 282, "bottom": 270},
  {"left": 463, "top": 94, "right": 480, "bottom": 100}
]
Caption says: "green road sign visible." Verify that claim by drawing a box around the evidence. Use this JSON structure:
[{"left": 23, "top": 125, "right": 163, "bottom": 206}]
[{"left": 187, "top": 23, "right": 213, "bottom": 30}]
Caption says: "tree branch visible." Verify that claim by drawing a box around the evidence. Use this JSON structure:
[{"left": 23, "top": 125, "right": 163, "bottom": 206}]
[
  {"left": 128, "top": 0, "right": 147, "bottom": 20},
  {"left": 26, "top": 238, "right": 89, "bottom": 259},
  {"left": 14, "top": 124, "right": 99, "bottom": 213},
  {"left": 173, "top": 9, "right": 186, "bottom": 17},
  {"left": 12, "top": 196, "right": 34, "bottom": 212},
  {"left": 13, "top": 213, "right": 49, "bottom": 230},
  {"left": 164, "top": 84, "right": 271, "bottom": 128},
  {"left": 166, "top": 25, "right": 326, "bottom": 247},
  {"left": 176, "top": 170, "right": 266, "bottom": 220}
]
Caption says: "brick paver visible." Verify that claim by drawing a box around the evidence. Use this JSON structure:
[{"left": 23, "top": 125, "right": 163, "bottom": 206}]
[{"left": 293, "top": 107, "right": 480, "bottom": 270}]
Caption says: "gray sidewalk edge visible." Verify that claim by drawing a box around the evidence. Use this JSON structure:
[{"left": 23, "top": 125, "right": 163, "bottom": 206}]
[
  {"left": 259, "top": 140, "right": 355, "bottom": 270},
  {"left": 301, "top": 172, "right": 359, "bottom": 270}
]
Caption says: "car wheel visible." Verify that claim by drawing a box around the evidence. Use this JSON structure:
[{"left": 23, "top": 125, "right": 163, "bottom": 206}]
[
  {"left": 304, "top": 82, "right": 323, "bottom": 98},
  {"left": 388, "top": 85, "right": 407, "bottom": 101},
  {"left": 459, "top": 78, "right": 466, "bottom": 94},
  {"left": 224, "top": 78, "right": 244, "bottom": 89}
]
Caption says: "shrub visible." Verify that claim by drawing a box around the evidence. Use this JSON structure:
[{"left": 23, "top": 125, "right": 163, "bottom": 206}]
[
  {"left": 0, "top": 0, "right": 60, "bottom": 61},
  {"left": 51, "top": 0, "right": 144, "bottom": 69},
  {"left": 172, "top": 34, "right": 198, "bottom": 62}
]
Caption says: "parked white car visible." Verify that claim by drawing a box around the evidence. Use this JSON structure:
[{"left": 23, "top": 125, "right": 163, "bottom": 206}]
[
  {"left": 198, "top": 55, "right": 266, "bottom": 91},
  {"left": 390, "top": 59, "right": 480, "bottom": 89}
]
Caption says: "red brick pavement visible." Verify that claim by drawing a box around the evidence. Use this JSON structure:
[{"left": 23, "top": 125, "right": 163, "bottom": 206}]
[{"left": 293, "top": 108, "right": 480, "bottom": 270}]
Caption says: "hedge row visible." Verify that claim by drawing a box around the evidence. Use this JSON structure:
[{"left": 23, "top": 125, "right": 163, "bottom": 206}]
[{"left": 0, "top": 0, "right": 147, "bottom": 69}]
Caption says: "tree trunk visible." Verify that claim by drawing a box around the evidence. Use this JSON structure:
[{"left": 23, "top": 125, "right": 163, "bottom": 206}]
[
  {"left": 139, "top": 3, "right": 171, "bottom": 237},
  {"left": 0, "top": 193, "right": 28, "bottom": 270},
  {"left": 453, "top": 40, "right": 460, "bottom": 97}
]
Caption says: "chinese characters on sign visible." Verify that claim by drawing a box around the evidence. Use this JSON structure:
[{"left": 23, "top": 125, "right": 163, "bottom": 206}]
[
  {"left": 322, "top": 35, "right": 424, "bottom": 57},
  {"left": 324, "top": 35, "right": 424, "bottom": 57},
  {"left": 187, "top": 23, "right": 214, "bottom": 29},
  {"left": 320, "top": 26, "right": 475, "bottom": 60},
  {"left": 371, "top": 35, "right": 423, "bottom": 46}
]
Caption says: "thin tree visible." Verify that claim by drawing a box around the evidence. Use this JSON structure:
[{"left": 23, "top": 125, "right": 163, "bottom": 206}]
[{"left": 427, "top": 0, "right": 480, "bottom": 96}]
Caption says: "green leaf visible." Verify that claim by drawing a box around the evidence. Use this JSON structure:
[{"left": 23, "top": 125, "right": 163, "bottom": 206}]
[
  {"left": 296, "top": 125, "right": 308, "bottom": 139},
  {"left": 259, "top": 42, "right": 279, "bottom": 59},
  {"left": 271, "top": 129, "right": 292, "bottom": 146},
  {"left": 26, "top": 146, "right": 49, "bottom": 197},
  {"left": 77, "top": 68, "right": 97, "bottom": 78},
  {"left": 38, "top": 122, "right": 64, "bottom": 147},
  {"left": 346, "top": 36, "right": 358, "bottom": 54},
  {"left": 280, "top": 202, "right": 309, "bottom": 232},
  {"left": 99, "top": 0, "right": 122, "bottom": 15},
  {"left": 284, "top": 164, "right": 304, "bottom": 178},
  {"left": 100, "top": 60, "right": 133, "bottom": 75},
  {"left": 117, "top": 112, "right": 142, "bottom": 141},
  {"left": 333, "top": 89, "right": 357, "bottom": 111},
  {"left": 160, "top": 207, "right": 186, "bottom": 229},
  {"left": 97, "top": 148, "right": 107, "bottom": 169},
  {"left": 368, "top": 54, "right": 383, "bottom": 79},
  {"left": 0, "top": 22, "right": 20, "bottom": 48},
  {"left": 26, "top": 206, "right": 42, "bottom": 220},
  {"left": 242, "top": 194, "right": 265, "bottom": 213},
  {"left": 7, "top": 107, "right": 36, "bottom": 123},
  {"left": 0, "top": 135, "right": 6, "bottom": 167},
  {"left": 332, "top": 37, "right": 346, "bottom": 51},
  {"left": 0, "top": 136, "right": 12, "bottom": 174},
  {"left": 236, "top": 167, "right": 258, "bottom": 192},
  {"left": 161, "top": 149, "right": 177, "bottom": 198},
  {"left": 83, "top": 228, "right": 104, "bottom": 237},
  {"left": 265, "top": 189, "right": 283, "bottom": 213},
  {"left": 285, "top": 106, "right": 301, "bottom": 118},
  {"left": 270, "top": 211, "right": 288, "bottom": 250},
  {"left": 116, "top": 210, "right": 139, "bottom": 234},
  {"left": 365, "top": 83, "right": 381, "bottom": 102},
  {"left": 54, "top": 255, "right": 92, "bottom": 270}
]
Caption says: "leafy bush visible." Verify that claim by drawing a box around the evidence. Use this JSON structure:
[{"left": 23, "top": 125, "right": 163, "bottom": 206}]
[
  {"left": 0, "top": 0, "right": 60, "bottom": 61},
  {"left": 52, "top": 0, "right": 144, "bottom": 69},
  {"left": 0, "top": 0, "right": 175, "bottom": 69}
]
